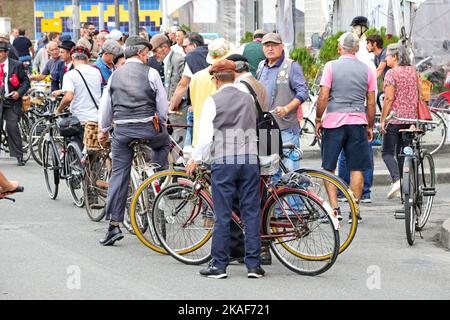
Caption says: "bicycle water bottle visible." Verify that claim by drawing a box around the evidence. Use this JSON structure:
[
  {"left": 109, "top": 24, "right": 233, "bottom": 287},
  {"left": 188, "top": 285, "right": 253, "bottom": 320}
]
[{"left": 289, "top": 149, "right": 302, "bottom": 161}]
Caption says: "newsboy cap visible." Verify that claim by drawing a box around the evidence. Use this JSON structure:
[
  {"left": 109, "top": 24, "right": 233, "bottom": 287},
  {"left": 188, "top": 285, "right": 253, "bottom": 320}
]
[
  {"left": 102, "top": 39, "right": 124, "bottom": 58},
  {"left": 125, "top": 36, "right": 152, "bottom": 51},
  {"left": 150, "top": 34, "right": 170, "bottom": 50},
  {"left": 261, "top": 33, "right": 283, "bottom": 45},
  {"left": 209, "top": 60, "right": 236, "bottom": 75}
]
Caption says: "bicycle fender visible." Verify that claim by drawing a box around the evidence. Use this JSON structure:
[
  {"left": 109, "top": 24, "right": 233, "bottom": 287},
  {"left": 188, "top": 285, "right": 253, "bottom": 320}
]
[{"left": 402, "top": 157, "right": 412, "bottom": 196}]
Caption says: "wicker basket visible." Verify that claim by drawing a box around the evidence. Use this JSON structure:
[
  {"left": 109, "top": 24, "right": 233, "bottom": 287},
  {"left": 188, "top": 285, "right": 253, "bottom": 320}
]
[
  {"left": 421, "top": 80, "right": 433, "bottom": 103},
  {"left": 22, "top": 96, "right": 31, "bottom": 113},
  {"left": 83, "top": 122, "right": 104, "bottom": 151}
]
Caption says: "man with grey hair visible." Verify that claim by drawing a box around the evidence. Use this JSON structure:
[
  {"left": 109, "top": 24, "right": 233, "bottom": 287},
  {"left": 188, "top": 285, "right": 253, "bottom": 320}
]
[
  {"left": 315, "top": 32, "right": 377, "bottom": 224},
  {"left": 97, "top": 36, "right": 170, "bottom": 246}
]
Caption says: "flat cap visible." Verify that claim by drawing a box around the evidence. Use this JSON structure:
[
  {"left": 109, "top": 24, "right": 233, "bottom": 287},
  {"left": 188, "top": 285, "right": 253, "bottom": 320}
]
[
  {"left": 226, "top": 54, "right": 249, "bottom": 63},
  {"left": 125, "top": 35, "right": 152, "bottom": 51},
  {"left": 253, "top": 29, "right": 267, "bottom": 37},
  {"left": 209, "top": 60, "right": 236, "bottom": 75},
  {"left": 0, "top": 32, "right": 9, "bottom": 40},
  {"left": 261, "top": 33, "right": 283, "bottom": 45},
  {"left": 338, "top": 32, "right": 359, "bottom": 51},
  {"left": 150, "top": 34, "right": 170, "bottom": 50},
  {"left": 60, "top": 34, "right": 72, "bottom": 42},
  {"left": 102, "top": 39, "right": 124, "bottom": 58}
]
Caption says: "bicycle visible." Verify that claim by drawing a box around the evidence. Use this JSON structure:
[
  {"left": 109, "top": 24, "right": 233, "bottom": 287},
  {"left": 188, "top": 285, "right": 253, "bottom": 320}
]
[
  {"left": 41, "top": 112, "right": 84, "bottom": 207},
  {"left": 386, "top": 112, "right": 437, "bottom": 246},
  {"left": 129, "top": 145, "right": 358, "bottom": 257},
  {"left": 151, "top": 159, "right": 340, "bottom": 276}
]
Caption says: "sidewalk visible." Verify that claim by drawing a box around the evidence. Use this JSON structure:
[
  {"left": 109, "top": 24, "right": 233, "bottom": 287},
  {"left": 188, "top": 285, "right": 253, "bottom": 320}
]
[{"left": 301, "top": 143, "right": 450, "bottom": 185}]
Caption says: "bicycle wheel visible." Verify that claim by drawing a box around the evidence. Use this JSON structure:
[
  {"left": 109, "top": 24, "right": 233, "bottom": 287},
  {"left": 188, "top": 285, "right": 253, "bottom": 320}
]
[
  {"left": 29, "top": 118, "right": 47, "bottom": 166},
  {"left": 151, "top": 182, "right": 213, "bottom": 265},
  {"left": 66, "top": 143, "right": 84, "bottom": 208},
  {"left": 421, "top": 110, "right": 447, "bottom": 155},
  {"left": 403, "top": 157, "right": 416, "bottom": 246},
  {"left": 19, "top": 114, "right": 32, "bottom": 162},
  {"left": 416, "top": 152, "right": 436, "bottom": 231},
  {"left": 300, "top": 118, "right": 319, "bottom": 148},
  {"left": 264, "top": 188, "right": 339, "bottom": 276},
  {"left": 42, "top": 139, "right": 60, "bottom": 200},
  {"left": 295, "top": 168, "right": 358, "bottom": 255},
  {"left": 129, "top": 169, "right": 191, "bottom": 254},
  {"left": 83, "top": 152, "right": 110, "bottom": 222}
]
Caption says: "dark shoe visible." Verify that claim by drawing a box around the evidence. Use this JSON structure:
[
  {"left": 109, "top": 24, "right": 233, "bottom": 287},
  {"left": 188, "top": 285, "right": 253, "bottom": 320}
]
[
  {"left": 248, "top": 266, "right": 266, "bottom": 279},
  {"left": 99, "top": 225, "right": 124, "bottom": 246},
  {"left": 199, "top": 264, "right": 227, "bottom": 279},
  {"left": 17, "top": 157, "right": 25, "bottom": 166},
  {"left": 261, "top": 247, "right": 272, "bottom": 266}
]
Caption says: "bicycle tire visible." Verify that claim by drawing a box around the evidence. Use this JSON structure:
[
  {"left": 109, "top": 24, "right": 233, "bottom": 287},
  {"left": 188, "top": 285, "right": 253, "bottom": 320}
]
[
  {"left": 129, "top": 169, "right": 190, "bottom": 254},
  {"left": 300, "top": 118, "right": 320, "bottom": 148},
  {"left": 28, "top": 117, "right": 47, "bottom": 166},
  {"left": 19, "top": 114, "right": 31, "bottom": 162},
  {"left": 66, "top": 143, "right": 84, "bottom": 208},
  {"left": 403, "top": 157, "right": 416, "bottom": 246},
  {"left": 151, "top": 182, "right": 213, "bottom": 265},
  {"left": 42, "top": 139, "right": 60, "bottom": 200},
  {"left": 83, "top": 152, "right": 110, "bottom": 222},
  {"left": 263, "top": 188, "right": 339, "bottom": 276},
  {"left": 422, "top": 110, "right": 447, "bottom": 155},
  {"left": 416, "top": 152, "right": 436, "bottom": 231},
  {"left": 295, "top": 168, "right": 358, "bottom": 255}
]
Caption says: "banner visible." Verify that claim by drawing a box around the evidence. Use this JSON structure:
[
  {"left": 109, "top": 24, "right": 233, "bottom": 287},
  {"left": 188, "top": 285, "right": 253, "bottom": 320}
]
[{"left": 277, "top": 0, "right": 294, "bottom": 47}]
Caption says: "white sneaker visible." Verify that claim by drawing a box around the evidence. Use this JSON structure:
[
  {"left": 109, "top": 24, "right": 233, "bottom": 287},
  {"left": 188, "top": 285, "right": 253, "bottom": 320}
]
[{"left": 387, "top": 180, "right": 401, "bottom": 199}]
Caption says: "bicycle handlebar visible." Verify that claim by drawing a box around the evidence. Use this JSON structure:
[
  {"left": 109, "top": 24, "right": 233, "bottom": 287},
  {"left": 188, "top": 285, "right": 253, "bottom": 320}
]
[{"left": 386, "top": 112, "right": 438, "bottom": 126}]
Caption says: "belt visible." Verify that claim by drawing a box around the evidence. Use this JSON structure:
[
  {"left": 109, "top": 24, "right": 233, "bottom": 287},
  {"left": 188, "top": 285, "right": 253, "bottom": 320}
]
[{"left": 113, "top": 121, "right": 153, "bottom": 128}]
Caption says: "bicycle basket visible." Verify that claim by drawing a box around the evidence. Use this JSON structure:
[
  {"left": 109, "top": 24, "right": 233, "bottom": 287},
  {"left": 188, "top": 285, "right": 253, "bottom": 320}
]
[
  {"left": 259, "top": 154, "right": 280, "bottom": 176},
  {"left": 56, "top": 116, "right": 82, "bottom": 137}
]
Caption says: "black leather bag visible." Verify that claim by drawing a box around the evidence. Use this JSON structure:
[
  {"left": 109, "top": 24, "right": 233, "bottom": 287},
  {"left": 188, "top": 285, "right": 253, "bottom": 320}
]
[
  {"left": 56, "top": 116, "right": 82, "bottom": 137},
  {"left": 241, "top": 81, "right": 283, "bottom": 157}
]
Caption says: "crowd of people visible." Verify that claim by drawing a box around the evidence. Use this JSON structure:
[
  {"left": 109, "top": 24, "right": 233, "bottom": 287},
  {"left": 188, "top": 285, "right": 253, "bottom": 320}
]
[{"left": 0, "top": 17, "right": 424, "bottom": 279}]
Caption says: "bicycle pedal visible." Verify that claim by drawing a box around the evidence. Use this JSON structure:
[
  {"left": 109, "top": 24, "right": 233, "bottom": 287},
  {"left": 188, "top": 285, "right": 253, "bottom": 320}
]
[
  {"left": 421, "top": 188, "right": 436, "bottom": 197},
  {"left": 394, "top": 210, "right": 405, "bottom": 220}
]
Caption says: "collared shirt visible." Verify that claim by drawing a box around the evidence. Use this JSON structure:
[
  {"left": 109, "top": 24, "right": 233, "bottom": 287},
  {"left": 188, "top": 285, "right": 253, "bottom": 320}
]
[
  {"left": 1, "top": 58, "right": 10, "bottom": 95},
  {"left": 163, "top": 50, "right": 172, "bottom": 86},
  {"left": 95, "top": 57, "right": 114, "bottom": 83},
  {"left": 41, "top": 57, "right": 59, "bottom": 76},
  {"left": 258, "top": 53, "right": 309, "bottom": 108},
  {"left": 320, "top": 54, "right": 377, "bottom": 129},
  {"left": 191, "top": 83, "right": 237, "bottom": 162},
  {"left": 99, "top": 58, "right": 168, "bottom": 133}
]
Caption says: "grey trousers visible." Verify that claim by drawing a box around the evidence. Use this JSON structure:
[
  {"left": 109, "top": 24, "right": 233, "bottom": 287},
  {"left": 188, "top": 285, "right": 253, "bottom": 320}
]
[
  {"left": 105, "top": 123, "right": 170, "bottom": 222},
  {"left": 0, "top": 104, "right": 23, "bottom": 158}
]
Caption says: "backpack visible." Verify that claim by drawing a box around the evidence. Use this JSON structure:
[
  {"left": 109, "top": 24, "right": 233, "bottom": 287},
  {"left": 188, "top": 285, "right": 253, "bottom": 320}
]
[{"left": 240, "top": 81, "right": 283, "bottom": 157}]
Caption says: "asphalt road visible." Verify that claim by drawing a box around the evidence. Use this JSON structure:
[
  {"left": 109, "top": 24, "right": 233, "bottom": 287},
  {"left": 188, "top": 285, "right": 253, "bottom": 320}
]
[{"left": 1, "top": 155, "right": 450, "bottom": 300}]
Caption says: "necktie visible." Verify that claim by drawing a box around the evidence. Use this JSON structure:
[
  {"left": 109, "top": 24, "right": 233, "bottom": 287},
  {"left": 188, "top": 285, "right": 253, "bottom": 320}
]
[
  {"left": 0, "top": 63, "right": 4, "bottom": 88},
  {"left": 64, "top": 64, "right": 68, "bottom": 73}
]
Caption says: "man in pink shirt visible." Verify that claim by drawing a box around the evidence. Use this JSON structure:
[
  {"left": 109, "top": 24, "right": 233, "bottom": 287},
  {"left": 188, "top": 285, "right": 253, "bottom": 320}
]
[{"left": 315, "top": 32, "right": 376, "bottom": 224}]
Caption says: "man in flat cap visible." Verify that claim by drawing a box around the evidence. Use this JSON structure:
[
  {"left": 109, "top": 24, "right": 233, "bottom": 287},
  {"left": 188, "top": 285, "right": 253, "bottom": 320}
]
[
  {"left": 256, "top": 33, "right": 309, "bottom": 180},
  {"left": 0, "top": 41, "right": 30, "bottom": 166},
  {"left": 96, "top": 39, "right": 124, "bottom": 84},
  {"left": 98, "top": 36, "right": 170, "bottom": 246},
  {"left": 186, "top": 59, "right": 265, "bottom": 280}
]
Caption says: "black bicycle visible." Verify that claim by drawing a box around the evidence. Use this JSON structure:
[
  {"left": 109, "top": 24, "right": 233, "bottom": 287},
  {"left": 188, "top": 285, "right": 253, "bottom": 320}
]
[
  {"left": 41, "top": 112, "right": 84, "bottom": 207},
  {"left": 387, "top": 112, "right": 437, "bottom": 246}
]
